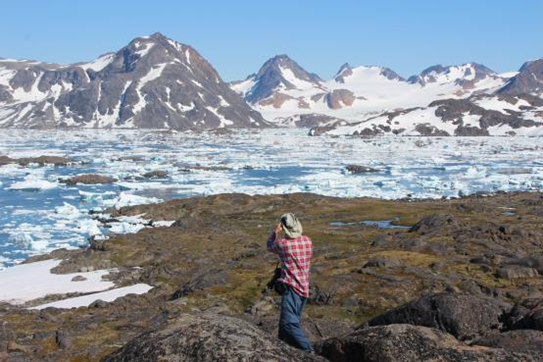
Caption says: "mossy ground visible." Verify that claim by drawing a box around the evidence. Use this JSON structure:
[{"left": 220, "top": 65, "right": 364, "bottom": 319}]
[{"left": 2, "top": 192, "right": 542, "bottom": 361}]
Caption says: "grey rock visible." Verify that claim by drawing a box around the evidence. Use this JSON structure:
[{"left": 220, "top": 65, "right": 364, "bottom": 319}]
[
  {"left": 101, "top": 313, "right": 325, "bottom": 362},
  {"left": 317, "top": 324, "right": 537, "bottom": 362},
  {"left": 365, "top": 293, "right": 509, "bottom": 341},
  {"left": 362, "top": 257, "right": 401, "bottom": 269},
  {"left": 473, "top": 329, "right": 543, "bottom": 355},
  {"left": 504, "top": 298, "right": 543, "bottom": 331},
  {"left": 496, "top": 265, "right": 539, "bottom": 279},
  {"left": 409, "top": 214, "right": 457, "bottom": 234}
]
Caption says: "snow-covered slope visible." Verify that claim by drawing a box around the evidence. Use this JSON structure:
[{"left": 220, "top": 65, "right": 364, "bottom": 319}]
[
  {"left": 324, "top": 94, "right": 543, "bottom": 137},
  {"left": 0, "top": 33, "right": 266, "bottom": 130},
  {"left": 232, "top": 58, "right": 512, "bottom": 124}
]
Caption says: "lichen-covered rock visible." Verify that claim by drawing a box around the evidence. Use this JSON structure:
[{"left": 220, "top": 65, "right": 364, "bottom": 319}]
[
  {"left": 473, "top": 329, "right": 543, "bottom": 355},
  {"left": 409, "top": 214, "right": 457, "bottom": 234},
  {"left": 101, "top": 313, "right": 325, "bottom": 362},
  {"left": 317, "top": 324, "right": 537, "bottom": 362},
  {"left": 365, "top": 293, "right": 509, "bottom": 341}
]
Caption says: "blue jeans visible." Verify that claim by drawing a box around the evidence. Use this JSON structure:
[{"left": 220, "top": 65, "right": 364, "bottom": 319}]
[{"left": 278, "top": 286, "right": 313, "bottom": 352}]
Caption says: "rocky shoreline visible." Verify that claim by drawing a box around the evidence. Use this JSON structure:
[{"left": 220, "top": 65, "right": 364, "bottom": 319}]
[{"left": 1, "top": 191, "right": 542, "bottom": 361}]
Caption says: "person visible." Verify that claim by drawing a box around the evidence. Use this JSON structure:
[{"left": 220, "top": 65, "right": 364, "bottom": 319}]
[{"left": 266, "top": 213, "right": 314, "bottom": 353}]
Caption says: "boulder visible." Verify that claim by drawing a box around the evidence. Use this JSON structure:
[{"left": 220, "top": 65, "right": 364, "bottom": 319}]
[
  {"left": 101, "top": 313, "right": 324, "bottom": 362},
  {"left": 308, "top": 285, "right": 335, "bottom": 305},
  {"left": 473, "top": 329, "right": 543, "bottom": 355},
  {"left": 317, "top": 324, "right": 537, "bottom": 362},
  {"left": 409, "top": 214, "right": 456, "bottom": 234},
  {"left": 362, "top": 257, "right": 401, "bottom": 269},
  {"left": 365, "top": 293, "right": 509, "bottom": 341},
  {"left": 171, "top": 269, "right": 229, "bottom": 299},
  {"left": 504, "top": 298, "right": 543, "bottom": 331},
  {"left": 240, "top": 314, "right": 354, "bottom": 342},
  {"left": 496, "top": 265, "right": 539, "bottom": 279}
]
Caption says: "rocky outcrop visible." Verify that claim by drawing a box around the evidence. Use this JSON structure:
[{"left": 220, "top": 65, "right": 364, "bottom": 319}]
[
  {"left": 408, "top": 63, "right": 498, "bottom": 87},
  {"left": 317, "top": 324, "right": 537, "bottom": 362},
  {"left": 0, "top": 155, "right": 74, "bottom": 166},
  {"left": 365, "top": 293, "right": 509, "bottom": 341},
  {"left": 473, "top": 330, "right": 543, "bottom": 355},
  {"left": 61, "top": 174, "right": 116, "bottom": 185},
  {"left": 325, "top": 89, "right": 356, "bottom": 109},
  {"left": 141, "top": 170, "right": 168, "bottom": 179},
  {"left": 409, "top": 214, "right": 457, "bottom": 234},
  {"left": 498, "top": 59, "right": 543, "bottom": 96},
  {"left": 496, "top": 265, "right": 539, "bottom": 279},
  {"left": 345, "top": 165, "right": 381, "bottom": 174},
  {"left": 504, "top": 298, "right": 543, "bottom": 331},
  {"left": 101, "top": 313, "right": 325, "bottom": 362}
]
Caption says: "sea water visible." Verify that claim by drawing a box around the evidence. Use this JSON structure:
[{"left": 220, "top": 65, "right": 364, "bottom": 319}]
[{"left": 0, "top": 128, "right": 542, "bottom": 267}]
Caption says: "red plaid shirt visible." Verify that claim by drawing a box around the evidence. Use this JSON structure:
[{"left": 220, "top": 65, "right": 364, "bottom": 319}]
[{"left": 267, "top": 232, "right": 313, "bottom": 297}]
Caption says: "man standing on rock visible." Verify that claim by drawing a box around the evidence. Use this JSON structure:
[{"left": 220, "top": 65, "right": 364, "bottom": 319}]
[{"left": 267, "top": 213, "right": 314, "bottom": 353}]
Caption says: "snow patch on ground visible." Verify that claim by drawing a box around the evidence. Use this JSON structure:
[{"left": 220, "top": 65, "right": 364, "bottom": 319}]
[
  {"left": 30, "top": 284, "right": 153, "bottom": 310},
  {"left": 0, "top": 259, "right": 114, "bottom": 305}
]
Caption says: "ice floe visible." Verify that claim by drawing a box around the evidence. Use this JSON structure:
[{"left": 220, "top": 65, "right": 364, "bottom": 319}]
[{"left": 1, "top": 129, "right": 543, "bottom": 267}]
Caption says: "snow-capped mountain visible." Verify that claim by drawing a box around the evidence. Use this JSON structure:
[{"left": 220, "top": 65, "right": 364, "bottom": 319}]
[
  {"left": 232, "top": 58, "right": 510, "bottom": 124},
  {"left": 230, "top": 54, "right": 325, "bottom": 108},
  {"left": 0, "top": 33, "right": 266, "bottom": 129},
  {"left": 319, "top": 94, "right": 543, "bottom": 137},
  {"left": 407, "top": 63, "right": 501, "bottom": 90}
]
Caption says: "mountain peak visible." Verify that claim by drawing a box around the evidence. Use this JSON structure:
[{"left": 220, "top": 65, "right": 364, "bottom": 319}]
[
  {"left": 243, "top": 55, "right": 322, "bottom": 104},
  {"left": 498, "top": 58, "right": 543, "bottom": 95},
  {"left": 334, "top": 63, "right": 354, "bottom": 83},
  {"left": 408, "top": 62, "right": 497, "bottom": 86},
  {"left": 149, "top": 32, "right": 167, "bottom": 40}
]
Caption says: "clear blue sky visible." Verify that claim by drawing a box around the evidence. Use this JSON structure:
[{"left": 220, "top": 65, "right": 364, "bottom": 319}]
[{"left": 1, "top": 0, "right": 541, "bottom": 81}]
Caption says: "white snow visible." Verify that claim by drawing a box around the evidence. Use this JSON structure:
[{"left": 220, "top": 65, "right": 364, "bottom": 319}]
[
  {"left": 0, "top": 259, "right": 114, "bottom": 305},
  {"left": 230, "top": 77, "right": 256, "bottom": 97},
  {"left": 131, "top": 63, "right": 168, "bottom": 116},
  {"left": 29, "top": 284, "right": 154, "bottom": 310},
  {"left": 139, "top": 63, "right": 168, "bottom": 86},
  {"left": 81, "top": 53, "right": 115, "bottom": 72},
  {"left": 134, "top": 42, "right": 154, "bottom": 58},
  {"left": 206, "top": 106, "right": 234, "bottom": 127}
]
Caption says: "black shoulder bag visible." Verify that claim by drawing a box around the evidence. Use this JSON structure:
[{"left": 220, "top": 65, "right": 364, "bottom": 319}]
[{"left": 267, "top": 262, "right": 287, "bottom": 295}]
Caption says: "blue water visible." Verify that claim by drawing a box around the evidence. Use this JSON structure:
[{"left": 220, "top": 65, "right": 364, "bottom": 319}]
[{"left": 0, "top": 129, "right": 542, "bottom": 267}]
